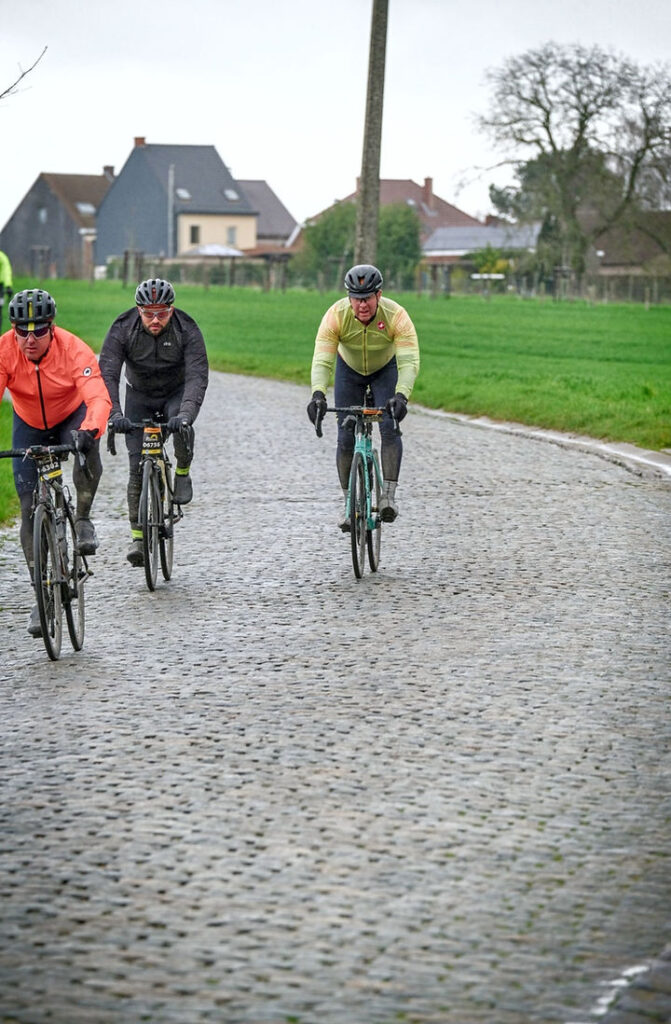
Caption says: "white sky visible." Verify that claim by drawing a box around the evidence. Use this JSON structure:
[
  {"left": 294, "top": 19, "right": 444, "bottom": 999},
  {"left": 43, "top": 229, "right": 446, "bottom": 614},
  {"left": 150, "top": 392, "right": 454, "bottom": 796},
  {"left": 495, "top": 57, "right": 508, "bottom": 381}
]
[{"left": 1, "top": 0, "right": 669, "bottom": 231}]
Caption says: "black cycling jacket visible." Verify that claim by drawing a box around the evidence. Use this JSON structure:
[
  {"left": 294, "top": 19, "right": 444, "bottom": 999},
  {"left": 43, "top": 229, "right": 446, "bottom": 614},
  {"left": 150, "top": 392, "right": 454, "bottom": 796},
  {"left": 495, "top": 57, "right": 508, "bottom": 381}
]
[{"left": 99, "top": 307, "right": 209, "bottom": 423}]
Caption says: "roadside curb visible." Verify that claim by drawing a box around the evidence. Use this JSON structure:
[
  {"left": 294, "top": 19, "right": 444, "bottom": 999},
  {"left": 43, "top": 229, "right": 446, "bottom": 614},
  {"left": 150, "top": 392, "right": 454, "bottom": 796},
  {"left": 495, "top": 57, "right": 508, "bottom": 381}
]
[
  {"left": 415, "top": 405, "right": 671, "bottom": 481},
  {"left": 599, "top": 943, "right": 671, "bottom": 1023}
]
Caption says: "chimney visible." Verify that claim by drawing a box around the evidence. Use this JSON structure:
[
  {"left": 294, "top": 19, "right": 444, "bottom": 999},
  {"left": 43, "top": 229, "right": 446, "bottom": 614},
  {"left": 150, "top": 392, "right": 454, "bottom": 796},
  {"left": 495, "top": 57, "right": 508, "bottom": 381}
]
[
  {"left": 103, "top": 165, "right": 115, "bottom": 181},
  {"left": 134, "top": 136, "right": 146, "bottom": 148},
  {"left": 423, "top": 177, "right": 434, "bottom": 210}
]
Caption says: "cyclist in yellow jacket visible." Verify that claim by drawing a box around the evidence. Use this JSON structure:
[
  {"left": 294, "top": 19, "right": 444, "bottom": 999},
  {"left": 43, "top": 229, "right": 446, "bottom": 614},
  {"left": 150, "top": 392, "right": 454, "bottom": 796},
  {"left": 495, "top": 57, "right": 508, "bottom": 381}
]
[
  {"left": 307, "top": 264, "right": 420, "bottom": 529},
  {"left": 0, "top": 249, "right": 13, "bottom": 333}
]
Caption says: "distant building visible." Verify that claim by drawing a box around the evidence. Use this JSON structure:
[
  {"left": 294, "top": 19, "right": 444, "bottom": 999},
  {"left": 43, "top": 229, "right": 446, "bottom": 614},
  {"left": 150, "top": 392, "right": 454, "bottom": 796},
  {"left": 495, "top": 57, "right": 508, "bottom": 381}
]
[
  {"left": 236, "top": 180, "right": 298, "bottom": 251},
  {"left": 422, "top": 222, "right": 542, "bottom": 265},
  {"left": 290, "top": 176, "right": 483, "bottom": 256},
  {"left": 95, "top": 139, "right": 296, "bottom": 266},
  {"left": 0, "top": 169, "right": 114, "bottom": 278},
  {"left": 339, "top": 176, "right": 483, "bottom": 241},
  {"left": 583, "top": 211, "right": 671, "bottom": 277}
]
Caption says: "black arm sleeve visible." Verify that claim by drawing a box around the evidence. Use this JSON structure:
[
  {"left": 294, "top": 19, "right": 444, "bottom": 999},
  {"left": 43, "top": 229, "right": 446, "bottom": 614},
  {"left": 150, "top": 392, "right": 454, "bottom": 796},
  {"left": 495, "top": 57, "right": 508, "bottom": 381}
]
[
  {"left": 179, "top": 320, "right": 209, "bottom": 423},
  {"left": 98, "top": 317, "right": 128, "bottom": 417}
]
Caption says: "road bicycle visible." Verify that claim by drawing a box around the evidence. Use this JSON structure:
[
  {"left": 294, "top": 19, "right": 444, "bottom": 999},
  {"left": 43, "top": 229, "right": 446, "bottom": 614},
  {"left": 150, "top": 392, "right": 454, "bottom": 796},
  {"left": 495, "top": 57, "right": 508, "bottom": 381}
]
[
  {"left": 320, "top": 396, "right": 399, "bottom": 579},
  {"left": 0, "top": 442, "right": 91, "bottom": 660},
  {"left": 108, "top": 417, "right": 183, "bottom": 592}
]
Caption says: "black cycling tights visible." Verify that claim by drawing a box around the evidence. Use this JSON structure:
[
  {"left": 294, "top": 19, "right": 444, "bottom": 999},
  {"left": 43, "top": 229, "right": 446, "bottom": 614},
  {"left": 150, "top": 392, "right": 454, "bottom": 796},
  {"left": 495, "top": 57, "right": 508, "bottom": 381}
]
[{"left": 333, "top": 354, "right": 402, "bottom": 489}]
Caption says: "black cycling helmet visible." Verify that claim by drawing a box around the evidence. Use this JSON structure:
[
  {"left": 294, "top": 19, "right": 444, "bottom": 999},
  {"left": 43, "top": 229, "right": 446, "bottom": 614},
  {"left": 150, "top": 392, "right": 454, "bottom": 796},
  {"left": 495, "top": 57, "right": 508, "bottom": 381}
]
[
  {"left": 135, "top": 278, "right": 175, "bottom": 306},
  {"left": 344, "top": 264, "right": 383, "bottom": 297},
  {"left": 9, "top": 288, "right": 57, "bottom": 326}
]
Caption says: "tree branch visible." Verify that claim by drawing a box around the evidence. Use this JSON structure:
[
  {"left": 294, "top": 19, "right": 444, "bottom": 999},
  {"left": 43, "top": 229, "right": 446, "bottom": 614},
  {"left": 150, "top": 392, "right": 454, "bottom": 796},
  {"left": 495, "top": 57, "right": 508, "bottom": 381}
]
[{"left": 0, "top": 46, "right": 47, "bottom": 102}]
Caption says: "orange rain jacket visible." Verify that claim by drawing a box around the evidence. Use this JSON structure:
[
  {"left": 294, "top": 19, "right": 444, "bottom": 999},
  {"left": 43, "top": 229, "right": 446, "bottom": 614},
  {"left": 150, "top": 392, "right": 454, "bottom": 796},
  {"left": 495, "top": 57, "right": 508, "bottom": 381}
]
[{"left": 0, "top": 326, "right": 111, "bottom": 436}]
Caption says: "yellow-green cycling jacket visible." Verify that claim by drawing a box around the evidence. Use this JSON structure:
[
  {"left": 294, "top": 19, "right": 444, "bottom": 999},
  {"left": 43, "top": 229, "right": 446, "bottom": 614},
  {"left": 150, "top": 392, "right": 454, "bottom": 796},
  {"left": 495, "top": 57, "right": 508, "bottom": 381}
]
[{"left": 310, "top": 296, "right": 420, "bottom": 399}]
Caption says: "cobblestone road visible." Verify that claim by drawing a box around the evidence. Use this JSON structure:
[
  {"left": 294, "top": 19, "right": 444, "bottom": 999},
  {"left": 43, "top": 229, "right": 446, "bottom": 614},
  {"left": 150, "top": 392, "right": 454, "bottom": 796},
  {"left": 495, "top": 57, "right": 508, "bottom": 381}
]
[{"left": 0, "top": 372, "right": 669, "bottom": 1024}]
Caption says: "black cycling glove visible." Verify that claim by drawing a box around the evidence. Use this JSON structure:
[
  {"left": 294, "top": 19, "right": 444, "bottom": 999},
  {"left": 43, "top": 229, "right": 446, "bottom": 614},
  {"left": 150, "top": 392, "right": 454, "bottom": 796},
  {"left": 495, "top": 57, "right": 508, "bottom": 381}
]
[
  {"left": 385, "top": 393, "right": 408, "bottom": 422},
  {"left": 109, "top": 413, "right": 133, "bottom": 433},
  {"left": 73, "top": 428, "right": 97, "bottom": 453},
  {"left": 167, "top": 414, "right": 192, "bottom": 434},
  {"left": 307, "top": 390, "right": 327, "bottom": 436}
]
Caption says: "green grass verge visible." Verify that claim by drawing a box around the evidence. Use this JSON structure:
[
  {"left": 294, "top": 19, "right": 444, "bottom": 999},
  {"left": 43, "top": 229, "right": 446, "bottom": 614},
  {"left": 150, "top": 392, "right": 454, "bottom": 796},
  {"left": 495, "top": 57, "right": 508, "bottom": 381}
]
[
  {"left": 1, "top": 278, "right": 669, "bottom": 525},
  {"left": 0, "top": 400, "right": 19, "bottom": 525}
]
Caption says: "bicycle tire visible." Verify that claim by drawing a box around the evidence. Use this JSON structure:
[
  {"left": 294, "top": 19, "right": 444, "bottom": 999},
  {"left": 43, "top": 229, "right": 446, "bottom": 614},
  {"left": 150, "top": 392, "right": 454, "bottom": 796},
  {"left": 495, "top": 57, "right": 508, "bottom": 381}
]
[
  {"left": 139, "top": 460, "right": 160, "bottom": 591},
  {"left": 64, "top": 504, "right": 85, "bottom": 650},
  {"left": 159, "top": 463, "right": 174, "bottom": 581},
  {"left": 366, "top": 451, "right": 381, "bottom": 572},
  {"left": 33, "top": 503, "right": 63, "bottom": 660},
  {"left": 350, "top": 452, "right": 367, "bottom": 580}
]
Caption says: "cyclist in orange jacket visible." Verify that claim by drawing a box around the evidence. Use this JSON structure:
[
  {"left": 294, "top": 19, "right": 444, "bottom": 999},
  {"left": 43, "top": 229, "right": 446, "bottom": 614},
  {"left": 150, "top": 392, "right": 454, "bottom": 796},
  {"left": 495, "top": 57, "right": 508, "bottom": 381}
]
[{"left": 0, "top": 288, "right": 111, "bottom": 635}]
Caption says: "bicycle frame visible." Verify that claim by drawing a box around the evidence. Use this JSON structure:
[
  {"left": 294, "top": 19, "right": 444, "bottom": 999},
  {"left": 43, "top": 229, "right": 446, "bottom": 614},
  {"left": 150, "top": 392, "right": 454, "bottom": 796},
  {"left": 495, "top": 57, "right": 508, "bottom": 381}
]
[
  {"left": 0, "top": 443, "right": 91, "bottom": 659},
  {"left": 322, "top": 401, "right": 385, "bottom": 578},
  {"left": 342, "top": 409, "right": 383, "bottom": 532},
  {"left": 139, "top": 422, "right": 168, "bottom": 489},
  {"left": 107, "top": 418, "right": 182, "bottom": 590}
]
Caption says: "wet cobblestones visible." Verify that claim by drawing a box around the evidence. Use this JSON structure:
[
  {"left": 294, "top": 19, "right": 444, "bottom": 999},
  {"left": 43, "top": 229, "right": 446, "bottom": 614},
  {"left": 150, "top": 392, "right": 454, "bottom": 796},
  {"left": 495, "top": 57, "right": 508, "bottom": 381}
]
[{"left": 0, "top": 372, "right": 669, "bottom": 1024}]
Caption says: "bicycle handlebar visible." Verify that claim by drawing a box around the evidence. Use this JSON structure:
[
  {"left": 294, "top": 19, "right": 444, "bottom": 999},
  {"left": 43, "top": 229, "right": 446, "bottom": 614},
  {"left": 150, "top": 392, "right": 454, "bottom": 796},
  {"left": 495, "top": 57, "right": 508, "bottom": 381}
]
[
  {"left": 313, "top": 405, "right": 402, "bottom": 438},
  {"left": 0, "top": 443, "right": 76, "bottom": 459},
  {"left": 106, "top": 418, "right": 178, "bottom": 456}
]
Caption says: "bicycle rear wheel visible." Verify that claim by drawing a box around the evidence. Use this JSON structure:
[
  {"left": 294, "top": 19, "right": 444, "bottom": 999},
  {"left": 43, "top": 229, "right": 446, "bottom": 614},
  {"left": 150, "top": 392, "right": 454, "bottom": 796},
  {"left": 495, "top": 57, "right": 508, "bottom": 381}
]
[
  {"left": 159, "top": 464, "right": 174, "bottom": 581},
  {"left": 33, "top": 504, "right": 63, "bottom": 660},
  {"left": 366, "top": 452, "right": 381, "bottom": 572},
  {"left": 349, "top": 452, "right": 367, "bottom": 580},
  {"left": 139, "top": 461, "right": 160, "bottom": 591},
  {"left": 64, "top": 505, "right": 85, "bottom": 650}
]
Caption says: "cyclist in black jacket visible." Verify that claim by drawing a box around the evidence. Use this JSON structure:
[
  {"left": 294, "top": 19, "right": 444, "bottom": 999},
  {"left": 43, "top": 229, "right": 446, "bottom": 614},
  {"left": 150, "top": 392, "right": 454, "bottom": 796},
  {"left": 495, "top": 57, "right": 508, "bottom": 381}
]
[{"left": 99, "top": 278, "right": 209, "bottom": 566}]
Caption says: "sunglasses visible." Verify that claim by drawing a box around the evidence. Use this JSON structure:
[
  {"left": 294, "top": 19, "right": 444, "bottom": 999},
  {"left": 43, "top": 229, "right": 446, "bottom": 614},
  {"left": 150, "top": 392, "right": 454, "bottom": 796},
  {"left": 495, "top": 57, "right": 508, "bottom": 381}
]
[
  {"left": 15, "top": 324, "right": 51, "bottom": 340},
  {"left": 139, "top": 306, "right": 173, "bottom": 321}
]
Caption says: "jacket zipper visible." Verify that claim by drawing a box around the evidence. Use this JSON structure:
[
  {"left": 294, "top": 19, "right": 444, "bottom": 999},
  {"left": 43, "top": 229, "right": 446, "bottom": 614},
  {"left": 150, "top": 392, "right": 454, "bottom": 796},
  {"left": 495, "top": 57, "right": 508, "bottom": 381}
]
[{"left": 34, "top": 364, "right": 49, "bottom": 430}]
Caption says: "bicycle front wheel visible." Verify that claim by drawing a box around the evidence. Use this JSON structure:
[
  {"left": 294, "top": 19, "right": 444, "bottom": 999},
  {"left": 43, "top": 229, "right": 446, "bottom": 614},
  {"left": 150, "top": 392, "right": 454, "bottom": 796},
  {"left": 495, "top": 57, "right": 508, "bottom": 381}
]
[
  {"left": 139, "top": 461, "right": 160, "bottom": 591},
  {"left": 159, "top": 464, "right": 174, "bottom": 581},
  {"left": 366, "top": 452, "right": 381, "bottom": 572},
  {"left": 349, "top": 452, "right": 367, "bottom": 580},
  {"left": 33, "top": 504, "right": 63, "bottom": 660},
  {"left": 64, "top": 505, "right": 85, "bottom": 650}
]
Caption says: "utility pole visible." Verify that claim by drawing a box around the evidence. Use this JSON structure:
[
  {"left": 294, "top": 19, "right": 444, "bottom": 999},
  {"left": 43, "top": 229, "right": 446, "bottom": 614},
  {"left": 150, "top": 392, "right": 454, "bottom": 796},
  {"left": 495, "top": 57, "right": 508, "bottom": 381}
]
[
  {"left": 167, "top": 163, "right": 175, "bottom": 259},
  {"left": 354, "top": 0, "right": 388, "bottom": 265}
]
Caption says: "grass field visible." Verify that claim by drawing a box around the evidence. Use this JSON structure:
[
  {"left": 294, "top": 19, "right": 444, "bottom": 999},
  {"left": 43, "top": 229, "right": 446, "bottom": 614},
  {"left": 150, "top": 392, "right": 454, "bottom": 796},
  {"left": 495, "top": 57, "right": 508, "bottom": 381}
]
[{"left": 1, "top": 278, "right": 669, "bottom": 524}]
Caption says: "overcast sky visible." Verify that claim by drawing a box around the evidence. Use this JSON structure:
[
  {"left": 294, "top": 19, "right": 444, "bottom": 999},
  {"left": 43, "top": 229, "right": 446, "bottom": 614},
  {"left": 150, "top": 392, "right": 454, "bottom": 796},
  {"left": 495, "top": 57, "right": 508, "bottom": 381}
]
[{"left": 1, "top": 0, "right": 669, "bottom": 233}]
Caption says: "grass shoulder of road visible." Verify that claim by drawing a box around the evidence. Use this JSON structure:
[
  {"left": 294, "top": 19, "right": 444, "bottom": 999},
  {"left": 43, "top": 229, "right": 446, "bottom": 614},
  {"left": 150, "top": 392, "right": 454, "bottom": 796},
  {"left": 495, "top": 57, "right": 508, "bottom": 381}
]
[{"left": 1, "top": 279, "right": 669, "bottom": 525}]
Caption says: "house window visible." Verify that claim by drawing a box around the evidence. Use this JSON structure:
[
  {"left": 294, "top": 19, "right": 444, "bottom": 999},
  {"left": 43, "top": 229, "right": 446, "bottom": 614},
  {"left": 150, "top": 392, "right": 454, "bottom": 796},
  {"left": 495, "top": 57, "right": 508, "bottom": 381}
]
[
  {"left": 190, "top": 225, "right": 200, "bottom": 244},
  {"left": 38, "top": 207, "right": 48, "bottom": 224},
  {"left": 226, "top": 226, "right": 237, "bottom": 246}
]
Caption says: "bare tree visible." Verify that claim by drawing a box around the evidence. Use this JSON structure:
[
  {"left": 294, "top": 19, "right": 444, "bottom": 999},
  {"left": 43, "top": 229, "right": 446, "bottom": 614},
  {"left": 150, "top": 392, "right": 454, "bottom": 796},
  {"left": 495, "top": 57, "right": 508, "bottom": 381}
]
[
  {"left": 354, "top": 0, "right": 388, "bottom": 265},
  {"left": 479, "top": 43, "right": 671, "bottom": 276},
  {"left": 0, "top": 47, "right": 48, "bottom": 103}
]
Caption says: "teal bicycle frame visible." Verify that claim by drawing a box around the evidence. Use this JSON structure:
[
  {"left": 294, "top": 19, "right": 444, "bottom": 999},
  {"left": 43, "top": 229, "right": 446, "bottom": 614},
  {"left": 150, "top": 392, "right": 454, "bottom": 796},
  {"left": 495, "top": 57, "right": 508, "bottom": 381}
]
[{"left": 328, "top": 402, "right": 385, "bottom": 579}]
